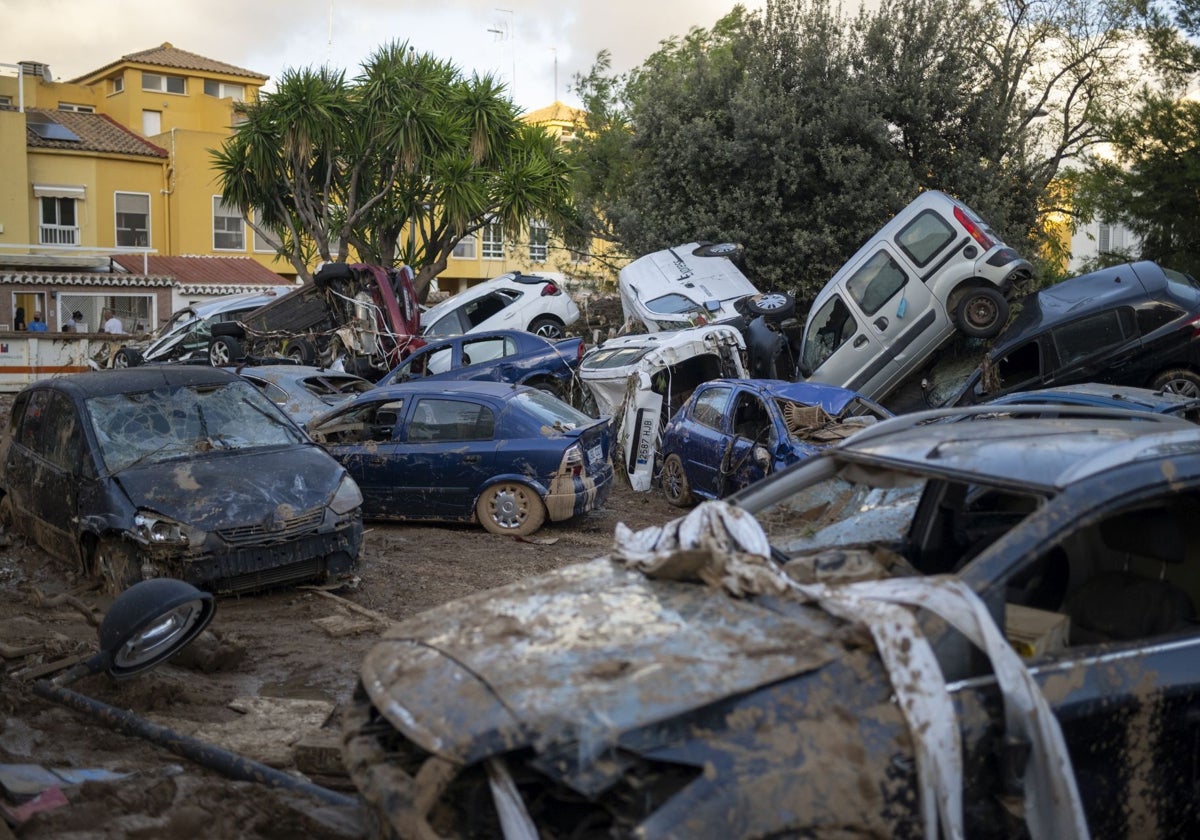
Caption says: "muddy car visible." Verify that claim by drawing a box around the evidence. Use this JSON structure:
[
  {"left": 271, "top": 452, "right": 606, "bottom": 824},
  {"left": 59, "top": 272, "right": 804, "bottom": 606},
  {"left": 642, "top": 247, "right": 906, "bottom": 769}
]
[
  {"left": 658, "top": 378, "right": 891, "bottom": 505},
  {"left": 0, "top": 366, "right": 363, "bottom": 594},
  {"left": 343, "top": 405, "right": 1200, "bottom": 838},
  {"left": 208, "top": 262, "right": 423, "bottom": 379}
]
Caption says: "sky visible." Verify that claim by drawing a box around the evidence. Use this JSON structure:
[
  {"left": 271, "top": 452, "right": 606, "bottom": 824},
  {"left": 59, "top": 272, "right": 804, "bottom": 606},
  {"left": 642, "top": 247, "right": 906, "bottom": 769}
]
[{"left": 0, "top": 0, "right": 768, "bottom": 113}]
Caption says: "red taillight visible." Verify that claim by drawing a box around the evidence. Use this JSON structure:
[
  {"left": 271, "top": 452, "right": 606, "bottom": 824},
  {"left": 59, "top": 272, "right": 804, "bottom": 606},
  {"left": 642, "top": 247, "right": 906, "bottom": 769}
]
[
  {"left": 954, "top": 206, "right": 994, "bottom": 250},
  {"left": 541, "top": 283, "right": 561, "bottom": 296},
  {"left": 1184, "top": 313, "right": 1200, "bottom": 337},
  {"left": 576, "top": 341, "right": 585, "bottom": 361}
]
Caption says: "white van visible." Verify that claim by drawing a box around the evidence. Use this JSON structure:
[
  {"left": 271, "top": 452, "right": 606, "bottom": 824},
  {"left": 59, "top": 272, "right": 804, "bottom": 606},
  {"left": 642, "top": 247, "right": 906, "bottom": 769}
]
[{"left": 799, "top": 191, "right": 1032, "bottom": 401}]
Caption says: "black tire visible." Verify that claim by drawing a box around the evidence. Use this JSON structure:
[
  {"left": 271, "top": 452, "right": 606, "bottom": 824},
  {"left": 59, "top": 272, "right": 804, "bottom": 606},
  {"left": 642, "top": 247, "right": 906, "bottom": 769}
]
[
  {"left": 208, "top": 335, "right": 244, "bottom": 367},
  {"left": 284, "top": 337, "right": 318, "bottom": 365},
  {"left": 93, "top": 537, "right": 141, "bottom": 596},
  {"left": 743, "top": 292, "right": 797, "bottom": 323},
  {"left": 660, "top": 454, "right": 695, "bottom": 507},
  {"left": 954, "top": 287, "right": 1008, "bottom": 339},
  {"left": 476, "top": 482, "right": 547, "bottom": 536},
  {"left": 527, "top": 378, "right": 563, "bottom": 399},
  {"left": 1151, "top": 368, "right": 1200, "bottom": 398},
  {"left": 112, "top": 347, "right": 143, "bottom": 369},
  {"left": 529, "top": 316, "right": 564, "bottom": 339},
  {"left": 693, "top": 242, "right": 743, "bottom": 260}
]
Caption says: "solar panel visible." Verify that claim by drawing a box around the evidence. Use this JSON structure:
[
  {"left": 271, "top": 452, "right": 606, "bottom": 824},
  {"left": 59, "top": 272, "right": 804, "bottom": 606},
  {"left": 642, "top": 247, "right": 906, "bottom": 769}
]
[{"left": 27, "top": 117, "right": 80, "bottom": 142}]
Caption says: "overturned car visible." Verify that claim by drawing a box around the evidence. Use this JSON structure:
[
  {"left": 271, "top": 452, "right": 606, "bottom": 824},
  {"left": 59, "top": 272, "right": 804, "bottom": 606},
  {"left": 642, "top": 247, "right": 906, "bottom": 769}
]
[
  {"left": 344, "top": 406, "right": 1200, "bottom": 838},
  {"left": 208, "top": 262, "right": 423, "bottom": 380}
]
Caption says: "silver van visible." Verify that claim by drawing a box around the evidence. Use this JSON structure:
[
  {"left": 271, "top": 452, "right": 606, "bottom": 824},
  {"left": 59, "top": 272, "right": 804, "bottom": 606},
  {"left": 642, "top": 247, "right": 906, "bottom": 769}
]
[{"left": 799, "top": 191, "right": 1032, "bottom": 401}]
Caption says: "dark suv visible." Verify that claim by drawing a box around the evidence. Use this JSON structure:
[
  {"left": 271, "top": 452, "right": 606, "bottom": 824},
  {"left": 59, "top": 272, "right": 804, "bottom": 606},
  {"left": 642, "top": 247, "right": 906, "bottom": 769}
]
[{"left": 950, "top": 261, "right": 1200, "bottom": 404}]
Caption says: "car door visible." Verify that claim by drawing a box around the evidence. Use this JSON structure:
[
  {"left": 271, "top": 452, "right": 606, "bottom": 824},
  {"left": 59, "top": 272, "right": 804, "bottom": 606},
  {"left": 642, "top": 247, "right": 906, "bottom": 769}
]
[
  {"left": 677, "top": 384, "right": 736, "bottom": 498},
  {"left": 309, "top": 398, "right": 405, "bottom": 516},
  {"left": 5, "top": 389, "right": 85, "bottom": 561},
  {"left": 394, "top": 397, "right": 498, "bottom": 518},
  {"left": 1044, "top": 307, "right": 1140, "bottom": 387},
  {"left": 471, "top": 290, "right": 524, "bottom": 331},
  {"left": 956, "top": 483, "right": 1200, "bottom": 835},
  {"left": 723, "top": 390, "right": 776, "bottom": 496}
]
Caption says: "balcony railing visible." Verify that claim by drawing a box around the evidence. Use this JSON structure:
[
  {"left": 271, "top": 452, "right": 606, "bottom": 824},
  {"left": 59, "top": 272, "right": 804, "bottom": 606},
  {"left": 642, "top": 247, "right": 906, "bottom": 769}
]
[{"left": 39, "top": 224, "right": 79, "bottom": 246}]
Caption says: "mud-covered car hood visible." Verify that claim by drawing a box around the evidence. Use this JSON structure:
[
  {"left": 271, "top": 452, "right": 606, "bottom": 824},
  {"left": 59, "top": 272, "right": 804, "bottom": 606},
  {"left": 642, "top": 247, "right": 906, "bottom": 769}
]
[
  {"left": 360, "top": 558, "right": 850, "bottom": 764},
  {"left": 112, "top": 445, "right": 343, "bottom": 531}
]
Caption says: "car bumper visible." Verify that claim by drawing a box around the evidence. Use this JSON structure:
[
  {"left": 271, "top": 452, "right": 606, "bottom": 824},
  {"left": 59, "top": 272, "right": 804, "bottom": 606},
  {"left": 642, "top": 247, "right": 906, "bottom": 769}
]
[{"left": 543, "top": 465, "right": 613, "bottom": 522}]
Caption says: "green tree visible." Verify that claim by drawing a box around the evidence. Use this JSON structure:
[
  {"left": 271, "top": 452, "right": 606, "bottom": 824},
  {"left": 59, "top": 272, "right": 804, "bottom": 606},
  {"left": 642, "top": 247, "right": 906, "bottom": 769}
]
[
  {"left": 570, "top": 0, "right": 1137, "bottom": 300},
  {"left": 212, "top": 42, "right": 576, "bottom": 299}
]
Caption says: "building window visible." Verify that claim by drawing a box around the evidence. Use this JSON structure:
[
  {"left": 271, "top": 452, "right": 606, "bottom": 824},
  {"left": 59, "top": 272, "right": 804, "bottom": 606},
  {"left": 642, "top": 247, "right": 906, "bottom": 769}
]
[
  {"left": 57, "top": 103, "right": 95, "bottom": 113},
  {"left": 452, "top": 233, "right": 477, "bottom": 260},
  {"left": 571, "top": 237, "right": 592, "bottom": 264},
  {"left": 142, "top": 72, "right": 185, "bottom": 94},
  {"left": 482, "top": 219, "right": 505, "bottom": 260},
  {"left": 529, "top": 220, "right": 548, "bottom": 263},
  {"left": 39, "top": 197, "right": 78, "bottom": 246},
  {"left": 213, "top": 198, "right": 245, "bottom": 250},
  {"left": 115, "top": 192, "right": 150, "bottom": 247},
  {"left": 251, "top": 211, "right": 281, "bottom": 253},
  {"left": 203, "top": 80, "right": 245, "bottom": 101},
  {"left": 0, "top": 95, "right": 12, "bottom": 107},
  {"left": 142, "top": 110, "right": 161, "bottom": 136},
  {"left": 110, "top": 76, "right": 124, "bottom": 95}
]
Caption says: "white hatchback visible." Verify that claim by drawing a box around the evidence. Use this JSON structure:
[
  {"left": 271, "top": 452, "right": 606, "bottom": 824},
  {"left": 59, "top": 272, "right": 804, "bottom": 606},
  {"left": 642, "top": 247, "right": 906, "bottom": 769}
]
[{"left": 422, "top": 272, "right": 581, "bottom": 339}]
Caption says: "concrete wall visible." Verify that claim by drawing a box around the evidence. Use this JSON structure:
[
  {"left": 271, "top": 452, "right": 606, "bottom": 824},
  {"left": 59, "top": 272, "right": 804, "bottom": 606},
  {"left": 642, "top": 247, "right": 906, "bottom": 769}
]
[{"left": 0, "top": 332, "right": 121, "bottom": 391}]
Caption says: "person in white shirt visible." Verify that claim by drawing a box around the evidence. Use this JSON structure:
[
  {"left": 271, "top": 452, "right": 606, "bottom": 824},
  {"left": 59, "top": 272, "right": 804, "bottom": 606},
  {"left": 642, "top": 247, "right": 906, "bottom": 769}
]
[{"left": 102, "top": 310, "right": 124, "bottom": 334}]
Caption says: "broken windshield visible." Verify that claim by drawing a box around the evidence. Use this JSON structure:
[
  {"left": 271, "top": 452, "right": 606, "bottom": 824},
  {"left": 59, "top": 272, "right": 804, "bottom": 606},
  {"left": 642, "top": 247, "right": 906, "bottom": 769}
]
[{"left": 87, "top": 380, "right": 305, "bottom": 472}]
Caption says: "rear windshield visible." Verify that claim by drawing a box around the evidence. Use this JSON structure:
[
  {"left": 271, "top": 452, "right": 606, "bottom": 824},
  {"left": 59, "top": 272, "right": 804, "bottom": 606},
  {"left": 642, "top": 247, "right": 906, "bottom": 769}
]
[
  {"left": 1164, "top": 267, "right": 1200, "bottom": 293},
  {"left": 512, "top": 389, "right": 592, "bottom": 430}
]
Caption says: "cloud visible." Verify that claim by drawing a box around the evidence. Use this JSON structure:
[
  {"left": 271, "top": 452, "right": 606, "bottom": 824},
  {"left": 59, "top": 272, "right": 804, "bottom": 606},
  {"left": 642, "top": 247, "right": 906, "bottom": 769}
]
[{"left": 1, "top": 0, "right": 761, "bottom": 111}]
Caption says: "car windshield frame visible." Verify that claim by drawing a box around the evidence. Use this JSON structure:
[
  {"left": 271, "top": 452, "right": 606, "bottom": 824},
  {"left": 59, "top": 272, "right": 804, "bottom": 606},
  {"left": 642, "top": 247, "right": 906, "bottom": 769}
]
[{"left": 86, "top": 379, "right": 306, "bottom": 472}]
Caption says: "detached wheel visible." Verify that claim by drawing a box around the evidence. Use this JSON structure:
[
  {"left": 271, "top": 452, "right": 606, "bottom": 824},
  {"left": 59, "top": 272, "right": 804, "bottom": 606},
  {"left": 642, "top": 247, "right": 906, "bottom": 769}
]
[
  {"left": 93, "top": 537, "right": 141, "bottom": 595},
  {"left": 661, "top": 454, "right": 695, "bottom": 507},
  {"left": 529, "top": 316, "right": 564, "bottom": 339},
  {"left": 693, "top": 242, "right": 743, "bottom": 260},
  {"left": 112, "top": 347, "right": 143, "bottom": 369},
  {"left": 476, "top": 482, "right": 547, "bottom": 536},
  {"left": 1151, "top": 368, "right": 1200, "bottom": 398},
  {"left": 208, "top": 335, "right": 243, "bottom": 367},
  {"left": 954, "top": 287, "right": 1008, "bottom": 338},
  {"left": 744, "top": 292, "right": 797, "bottom": 323}
]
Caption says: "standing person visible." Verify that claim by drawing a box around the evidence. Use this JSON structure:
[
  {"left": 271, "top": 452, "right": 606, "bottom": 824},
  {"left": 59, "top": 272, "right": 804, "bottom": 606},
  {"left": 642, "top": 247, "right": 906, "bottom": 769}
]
[
  {"left": 71, "top": 310, "right": 88, "bottom": 332},
  {"left": 102, "top": 309, "right": 124, "bottom": 334},
  {"left": 14, "top": 307, "right": 26, "bottom": 331},
  {"left": 27, "top": 313, "right": 48, "bottom": 332}
]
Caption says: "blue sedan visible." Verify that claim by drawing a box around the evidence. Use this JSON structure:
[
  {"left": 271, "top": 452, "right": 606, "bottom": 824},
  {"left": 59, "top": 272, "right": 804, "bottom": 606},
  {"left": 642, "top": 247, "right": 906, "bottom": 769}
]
[
  {"left": 658, "top": 378, "right": 891, "bottom": 505},
  {"left": 307, "top": 381, "right": 613, "bottom": 536},
  {"left": 376, "top": 329, "right": 584, "bottom": 397}
]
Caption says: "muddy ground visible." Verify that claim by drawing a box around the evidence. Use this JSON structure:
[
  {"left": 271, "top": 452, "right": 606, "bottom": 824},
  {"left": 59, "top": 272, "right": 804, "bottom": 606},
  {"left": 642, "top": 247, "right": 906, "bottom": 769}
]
[{"left": 0, "top": 477, "right": 681, "bottom": 839}]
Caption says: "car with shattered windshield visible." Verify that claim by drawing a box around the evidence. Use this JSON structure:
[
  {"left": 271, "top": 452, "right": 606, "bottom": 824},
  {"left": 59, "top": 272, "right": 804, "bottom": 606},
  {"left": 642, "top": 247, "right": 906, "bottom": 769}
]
[
  {"left": 343, "top": 405, "right": 1200, "bottom": 838},
  {"left": 308, "top": 380, "right": 612, "bottom": 536},
  {"left": 232, "top": 364, "right": 375, "bottom": 426},
  {"left": 0, "top": 367, "right": 363, "bottom": 595},
  {"left": 658, "top": 378, "right": 891, "bottom": 506}
]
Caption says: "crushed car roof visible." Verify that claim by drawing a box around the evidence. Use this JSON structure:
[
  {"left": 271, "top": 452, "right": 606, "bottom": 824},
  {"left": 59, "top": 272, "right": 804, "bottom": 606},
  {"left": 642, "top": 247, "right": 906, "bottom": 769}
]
[{"left": 30, "top": 365, "right": 241, "bottom": 398}]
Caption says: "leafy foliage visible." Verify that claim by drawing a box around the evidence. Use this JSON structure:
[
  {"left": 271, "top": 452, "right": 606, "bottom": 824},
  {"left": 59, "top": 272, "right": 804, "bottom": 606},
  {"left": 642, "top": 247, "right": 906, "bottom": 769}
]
[{"left": 211, "top": 42, "right": 576, "bottom": 298}]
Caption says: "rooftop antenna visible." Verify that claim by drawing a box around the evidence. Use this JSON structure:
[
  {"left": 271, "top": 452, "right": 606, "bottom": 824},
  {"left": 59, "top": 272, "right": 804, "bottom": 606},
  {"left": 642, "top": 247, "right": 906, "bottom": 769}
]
[
  {"left": 487, "top": 8, "right": 516, "bottom": 100},
  {"left": 326, "top": 0, "right": 334, "bottom": 66},
  {"left": 551, "top": 47, "right": 558, "bottom": 101}
]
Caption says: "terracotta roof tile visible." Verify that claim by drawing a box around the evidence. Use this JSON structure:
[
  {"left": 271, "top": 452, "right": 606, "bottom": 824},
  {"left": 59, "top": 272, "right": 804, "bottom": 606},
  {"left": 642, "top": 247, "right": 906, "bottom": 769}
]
[
  {"left": 24, "top": 109, "right": 168, "bottom": 158},
  {"left": 70, "top": 42, "right": 267, "bottom": 83},
  {"left": 110, "top": 255, "right": 291, "bottom": 287}
]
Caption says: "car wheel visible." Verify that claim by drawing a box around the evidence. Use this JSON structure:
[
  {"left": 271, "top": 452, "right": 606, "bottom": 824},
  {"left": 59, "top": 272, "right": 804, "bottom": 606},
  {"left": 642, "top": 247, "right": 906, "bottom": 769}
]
[
  {"left": 93, "top": 537, "right": 141, "bottom": 595},
  {"left": 661, "top": 454, "right": 695, "bottom": 507},
  {"left": 476, "top": 482, "right": 547, "bottom": 537},
  {"left": 208, "top": 335, "right": 243, "bottom": 367},
  {"left": 1150, "top": 368, "right": 1200, "bottom": 398},
  {"left": 528, "top": 378, "right": 563, "bottom": 399},
  {"left": 284, "top": 337, "right": 318, "bottom": 365},
  {"left": 529, "top": 317, "right": 564, "bottom": 339},
  {"left": 693, "top": 242, "right": 742, "bottom": 259},
  {"left": 743, "top": 292, "right": 797, "bottom": 323},
  {"left": 954, "top": 287, "right": 1008, "bottom": 338},
  {"left": 112, "top": 347, "right": 143, "bottom": 369}
]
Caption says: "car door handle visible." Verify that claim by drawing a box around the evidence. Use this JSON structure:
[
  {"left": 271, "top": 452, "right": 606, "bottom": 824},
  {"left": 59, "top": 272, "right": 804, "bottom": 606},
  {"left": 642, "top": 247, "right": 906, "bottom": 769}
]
[
  {"left": 853, "top": 335, "right": 869, "bottom": 348},
  {"left": 463, "top": 455, "right": 481, "bottom": 464},
  {"left": 874, "top": 316, "right": 889, "bottom": 330}
]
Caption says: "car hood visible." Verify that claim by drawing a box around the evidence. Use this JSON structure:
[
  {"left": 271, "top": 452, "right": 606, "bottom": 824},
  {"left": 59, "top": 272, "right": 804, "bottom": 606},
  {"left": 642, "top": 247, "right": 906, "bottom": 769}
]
[
  {"left": 112, "top": 445, "right": 342, "bottom": 530},
  {"left": 359, "top": 558, "right": 851, "bottom": 765}
]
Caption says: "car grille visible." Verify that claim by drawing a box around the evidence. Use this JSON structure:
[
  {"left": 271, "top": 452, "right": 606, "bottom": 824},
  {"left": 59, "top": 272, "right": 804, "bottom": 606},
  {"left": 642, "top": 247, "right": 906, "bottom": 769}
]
[{"left": 216, "top": 508, "right": 325, "bottom": 545}]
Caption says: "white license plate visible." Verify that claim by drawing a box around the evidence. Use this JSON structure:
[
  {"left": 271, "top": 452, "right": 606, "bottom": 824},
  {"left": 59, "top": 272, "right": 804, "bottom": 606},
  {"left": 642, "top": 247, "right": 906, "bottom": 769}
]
[{"left": 587, "top": 444, "right": 604, "bottom": 466}]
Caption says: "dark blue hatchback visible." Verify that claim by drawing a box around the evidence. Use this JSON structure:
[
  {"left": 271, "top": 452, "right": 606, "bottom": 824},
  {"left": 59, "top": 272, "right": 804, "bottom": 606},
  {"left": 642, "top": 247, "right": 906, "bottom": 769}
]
[{"left": 308, "top": 381, "right": 612, "bottom": 536}]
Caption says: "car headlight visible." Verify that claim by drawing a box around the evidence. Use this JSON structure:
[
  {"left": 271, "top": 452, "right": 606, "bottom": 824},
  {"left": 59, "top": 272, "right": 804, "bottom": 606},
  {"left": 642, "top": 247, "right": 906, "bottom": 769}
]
[
  {"left": 133, "top": 512, "right": 193, "bottom": 546},
  {"left": 329, "top": 475, "right": 363, "bottom": 515}
]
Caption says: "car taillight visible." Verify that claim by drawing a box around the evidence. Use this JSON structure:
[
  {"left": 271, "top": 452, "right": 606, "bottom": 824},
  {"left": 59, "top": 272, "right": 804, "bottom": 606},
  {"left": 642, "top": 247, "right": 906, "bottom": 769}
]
[
  {"left": 1184, "top": 313, "right": 1200, "bottom": 337},
  {"left": 541, "top": 283, "right": 561, "bottom": 296},
  {"left": 576, "top": 341, "right": 585, "bottom": 361},
  {"left": 954, "top": 206, "right": 994, "bottom": 250},
  {"left": 563, "top": 444, "right": 584, "bottom": 478}
]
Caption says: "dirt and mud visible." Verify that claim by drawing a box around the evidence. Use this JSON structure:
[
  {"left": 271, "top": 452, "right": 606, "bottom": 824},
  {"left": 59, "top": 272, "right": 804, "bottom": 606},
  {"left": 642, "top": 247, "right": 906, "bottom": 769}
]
[{"left": 0, "top": 478, "right": 681, "bottom": 839}]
